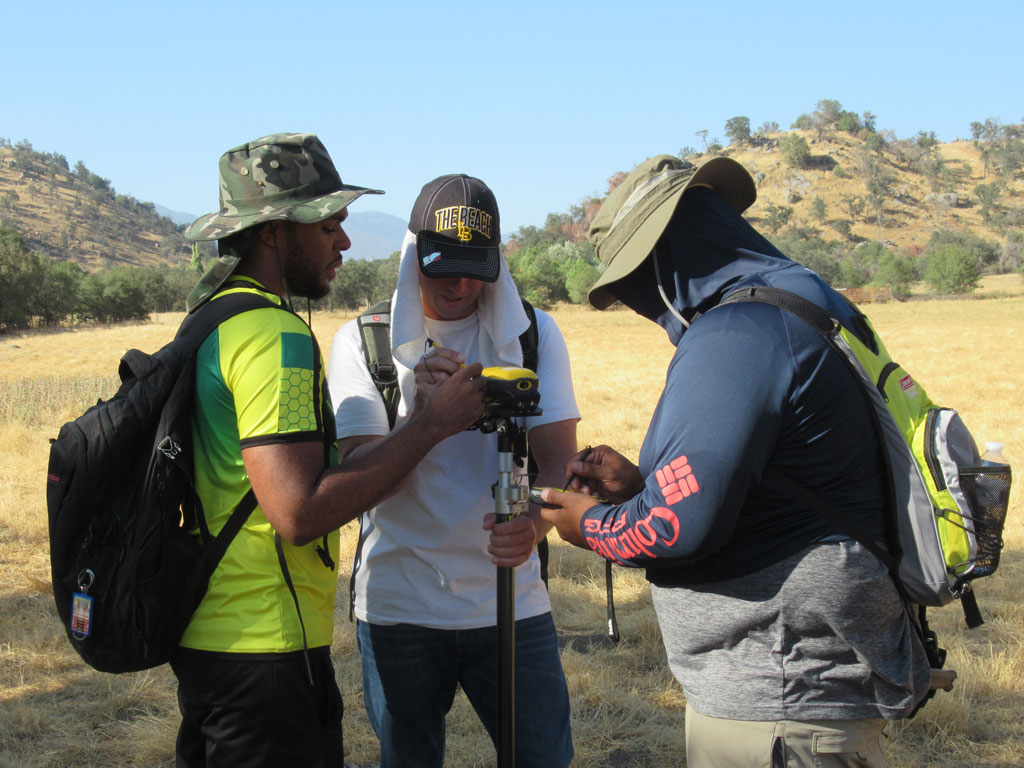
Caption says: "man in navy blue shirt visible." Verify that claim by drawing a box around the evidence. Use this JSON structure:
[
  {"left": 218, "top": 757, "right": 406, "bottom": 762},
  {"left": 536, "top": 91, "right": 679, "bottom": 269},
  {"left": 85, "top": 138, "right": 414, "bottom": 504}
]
[{"left": 540, "top": 156, "right": 930, "bottom": 768}]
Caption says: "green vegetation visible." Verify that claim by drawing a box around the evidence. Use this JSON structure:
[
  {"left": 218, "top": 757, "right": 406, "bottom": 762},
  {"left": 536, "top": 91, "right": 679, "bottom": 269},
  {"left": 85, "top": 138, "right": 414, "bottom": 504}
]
[
  {"left": 792, "top": 99, "right": 876, "bottom": 141},
  {"left": 781, "top": 133, "right": 812, "bottom": 167},
  {"left": 2, "top": 102, "right": 1023, "bottom": 330},
  {"left": 316, "top": 251, "right": 400, "bottom": 311},
  {"left": 763, "top": 203, "right": 794, "bottom": 234},
  {"left": 1, "top": 223, "right": 197, "bottom": 331},
  {"left": 923, "top": 245, "right": 981, "bottom": 294},
  {"left": 724, "top": 116, "right": 751, "bottom": 146},
  {"left": 919, "top": 230, "right": 998, "bottom": 294}
]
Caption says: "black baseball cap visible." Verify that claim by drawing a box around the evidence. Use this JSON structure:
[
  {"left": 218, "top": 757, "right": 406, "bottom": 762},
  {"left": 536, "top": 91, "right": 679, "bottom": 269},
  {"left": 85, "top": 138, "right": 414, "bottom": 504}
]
[{"left": 410, "top": 174, "right": 501, "bottom": 282}]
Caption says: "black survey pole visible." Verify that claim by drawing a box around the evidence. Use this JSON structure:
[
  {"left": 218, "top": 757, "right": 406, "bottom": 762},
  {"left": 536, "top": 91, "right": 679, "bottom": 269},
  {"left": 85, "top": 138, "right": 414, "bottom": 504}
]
[
  {"left": 475, "top": 370, "right": 540, "bottom": 768},
  {"left": 494, "top": 419, "right": 523, "bottom": 768}
]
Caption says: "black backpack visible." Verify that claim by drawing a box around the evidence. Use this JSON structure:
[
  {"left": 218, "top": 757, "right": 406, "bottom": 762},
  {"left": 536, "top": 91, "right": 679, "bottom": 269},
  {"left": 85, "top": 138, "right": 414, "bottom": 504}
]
[{"left": 46, "top": 291, "right": 284, "bottom": 673}]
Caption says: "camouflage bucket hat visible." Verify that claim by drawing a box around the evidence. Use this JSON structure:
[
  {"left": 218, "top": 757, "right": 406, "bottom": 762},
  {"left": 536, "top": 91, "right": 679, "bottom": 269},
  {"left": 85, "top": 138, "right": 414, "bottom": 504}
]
[
  {"left": 184, "top": 133, "right": 383, "bottom": 311},
  {"left": 586, "top": 155, "right": 756, "bottom": 310},
  {"left": 186, "top": 133, "right": 383, "bottom": 241}
]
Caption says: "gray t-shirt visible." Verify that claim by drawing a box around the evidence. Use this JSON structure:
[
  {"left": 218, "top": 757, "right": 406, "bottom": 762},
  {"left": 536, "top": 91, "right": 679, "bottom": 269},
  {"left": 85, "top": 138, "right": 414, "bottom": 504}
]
[{"left": 651, "top": 540, "right": 932, "bottom": 721}]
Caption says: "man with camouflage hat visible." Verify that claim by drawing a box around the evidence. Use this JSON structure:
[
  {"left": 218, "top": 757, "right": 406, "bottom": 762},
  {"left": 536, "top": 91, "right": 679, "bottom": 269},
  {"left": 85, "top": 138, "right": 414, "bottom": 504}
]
[
  {"left": 173, "top": 134, "right": 486, "bottom": 768},
  {"left": 540, "top": 155, "right": 930, "bottom": 767}
]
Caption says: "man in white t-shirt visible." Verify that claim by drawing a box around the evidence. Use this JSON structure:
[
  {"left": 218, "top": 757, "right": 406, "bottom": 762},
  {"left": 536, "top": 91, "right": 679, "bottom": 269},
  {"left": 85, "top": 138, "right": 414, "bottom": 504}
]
[{"left": 328, "top": 174, "right": 578, "bottom": 767}]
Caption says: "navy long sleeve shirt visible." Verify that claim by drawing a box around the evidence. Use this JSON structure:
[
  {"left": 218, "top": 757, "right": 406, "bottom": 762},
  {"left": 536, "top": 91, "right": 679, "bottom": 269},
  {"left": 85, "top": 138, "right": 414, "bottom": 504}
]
[{"left": 580, "top": 266, "right": 887, "bottom": 586}]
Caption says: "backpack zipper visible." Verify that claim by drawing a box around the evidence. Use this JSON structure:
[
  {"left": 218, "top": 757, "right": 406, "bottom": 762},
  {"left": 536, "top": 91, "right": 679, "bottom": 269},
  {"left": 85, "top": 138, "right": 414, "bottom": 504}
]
[
  {"left": 923, "top": 409, "right": 946, "bottom": 493},
  {"left": 876, "top": 361, "right": 901, "bottom": 402}
]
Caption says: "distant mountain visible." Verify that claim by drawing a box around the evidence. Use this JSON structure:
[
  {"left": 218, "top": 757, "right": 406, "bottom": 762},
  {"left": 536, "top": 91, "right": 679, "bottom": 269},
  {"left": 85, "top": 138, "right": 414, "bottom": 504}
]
[
  {"left": 144, "top": 205, "right": 406, "bottom": 262},
  {"left": 145, "top": 205, "right": 405, "bottom": 260},
  {"left": 342, "top": 210, "right": 406, "bottom": 261},
  {"left": 154, "top": 204, "right": 196, "bottom": 227}
]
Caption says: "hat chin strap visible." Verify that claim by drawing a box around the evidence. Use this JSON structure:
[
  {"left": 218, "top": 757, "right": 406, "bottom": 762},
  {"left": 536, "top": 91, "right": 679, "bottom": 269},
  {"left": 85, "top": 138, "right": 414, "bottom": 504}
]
[
  {"left": 271, "top": 225, "right": 294, "bottom": 311},
  {"left": 653, "top": 250, "right": 690, "bottom": 330}
]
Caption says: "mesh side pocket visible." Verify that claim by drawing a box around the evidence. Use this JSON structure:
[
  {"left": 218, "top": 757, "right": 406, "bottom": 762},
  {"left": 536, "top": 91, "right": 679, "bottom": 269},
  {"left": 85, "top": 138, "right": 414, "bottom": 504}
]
[{"left": 959, "top": 466, "right": 1011, "bottom": 579}]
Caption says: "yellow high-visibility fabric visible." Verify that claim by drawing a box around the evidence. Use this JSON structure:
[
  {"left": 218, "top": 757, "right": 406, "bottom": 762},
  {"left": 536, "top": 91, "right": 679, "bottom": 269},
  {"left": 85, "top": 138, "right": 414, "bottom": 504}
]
[{"left": 181, "top": 280, "right": 339, "bottom": 652}]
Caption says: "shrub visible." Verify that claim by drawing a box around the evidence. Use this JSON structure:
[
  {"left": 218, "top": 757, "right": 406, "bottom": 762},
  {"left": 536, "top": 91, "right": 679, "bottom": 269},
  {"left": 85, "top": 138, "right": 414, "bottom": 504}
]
[
  {"left": 838, "top": 256, "right": 869, "bottom": 288},
  {"left": 925, "top": 230, "right": 999, "bottom": 270},
  {"left": 780, "top": 134, "right": 811, "bottom": 168},
  {"left": 923, "top": 246, "right": 981, "bottom": 294},
  {"left": 874, "top": 251, "right": 918, "bottom": 299}
]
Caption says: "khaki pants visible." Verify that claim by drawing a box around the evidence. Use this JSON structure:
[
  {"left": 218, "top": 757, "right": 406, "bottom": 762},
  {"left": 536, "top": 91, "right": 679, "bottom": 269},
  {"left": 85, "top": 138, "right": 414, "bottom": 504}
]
[{"left": 685, "top": 706, "right": 887, "bottom": 768}]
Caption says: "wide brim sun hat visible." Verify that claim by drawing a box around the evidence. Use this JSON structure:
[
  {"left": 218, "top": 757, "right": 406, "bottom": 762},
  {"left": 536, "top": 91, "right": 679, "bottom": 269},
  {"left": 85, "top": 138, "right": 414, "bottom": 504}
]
[
  {"left": 587, "top": 155, "right": 756, "bottom": 310},
  {"left": 184, "top": 133, "right": 383, "bottom": 311},
  {"left": 186, "top": 132, "right": 382, "bottom": 241}
]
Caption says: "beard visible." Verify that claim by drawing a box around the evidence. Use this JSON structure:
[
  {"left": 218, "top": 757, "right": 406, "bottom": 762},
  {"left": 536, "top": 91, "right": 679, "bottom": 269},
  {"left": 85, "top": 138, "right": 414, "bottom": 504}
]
[{"left": 283, "top": 235, "right": 331, "bottom": 300}]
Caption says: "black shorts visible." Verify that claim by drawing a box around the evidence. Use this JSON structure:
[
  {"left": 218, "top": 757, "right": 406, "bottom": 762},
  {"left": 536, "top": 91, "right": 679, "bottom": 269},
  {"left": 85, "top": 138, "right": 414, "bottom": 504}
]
[{"left": 171, "top": 646, "right": 344, "bottom": 768}]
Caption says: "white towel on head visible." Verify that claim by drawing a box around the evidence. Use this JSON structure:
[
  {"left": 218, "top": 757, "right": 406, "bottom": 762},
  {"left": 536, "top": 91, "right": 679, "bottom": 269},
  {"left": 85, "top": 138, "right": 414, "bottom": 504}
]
[{"left": 391, "top": 229, "right": 529, "bottom": 371}]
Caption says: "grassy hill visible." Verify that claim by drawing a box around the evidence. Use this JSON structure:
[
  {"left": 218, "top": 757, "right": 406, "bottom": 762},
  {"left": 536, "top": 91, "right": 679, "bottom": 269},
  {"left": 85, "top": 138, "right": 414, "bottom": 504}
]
[
  {"left": 0, "top": 143, "right": 191, "bottom": 272},
  {"left": 728, "top": 130, "right": 1021, "bottom": 254},
  {"left": 3, "top": 124, "right": 1022, "bottom": 277},
  {"left": 522, "top": 122, "right": 1023, "bottom": 282}
]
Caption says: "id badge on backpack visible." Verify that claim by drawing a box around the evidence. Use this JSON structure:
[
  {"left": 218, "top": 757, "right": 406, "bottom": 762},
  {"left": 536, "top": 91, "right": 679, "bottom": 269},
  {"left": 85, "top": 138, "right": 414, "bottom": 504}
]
[{"left": 71, "top": 592, "right": 93, "bottom": 638}]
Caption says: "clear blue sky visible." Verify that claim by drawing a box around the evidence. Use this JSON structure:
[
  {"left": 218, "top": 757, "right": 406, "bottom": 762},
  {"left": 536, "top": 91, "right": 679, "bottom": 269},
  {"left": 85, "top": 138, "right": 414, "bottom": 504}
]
[{"left": 3, "top": 0, "right": 1020, "bottom": 235}]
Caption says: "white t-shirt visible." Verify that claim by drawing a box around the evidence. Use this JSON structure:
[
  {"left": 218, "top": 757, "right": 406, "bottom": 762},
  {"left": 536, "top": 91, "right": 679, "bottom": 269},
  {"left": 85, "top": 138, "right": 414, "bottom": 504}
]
[{"left": 328, "top": 307, "right": 580, "bottom": 629}]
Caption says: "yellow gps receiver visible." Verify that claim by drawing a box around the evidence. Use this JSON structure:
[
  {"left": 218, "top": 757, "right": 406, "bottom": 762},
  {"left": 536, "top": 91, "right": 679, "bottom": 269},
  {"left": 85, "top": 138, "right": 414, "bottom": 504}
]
[
  {"left": 480, "top": 367, "right": 540, "bottom": 415},
  {"left": 426, "top": 340, "right": 542, "bottom": 417}
]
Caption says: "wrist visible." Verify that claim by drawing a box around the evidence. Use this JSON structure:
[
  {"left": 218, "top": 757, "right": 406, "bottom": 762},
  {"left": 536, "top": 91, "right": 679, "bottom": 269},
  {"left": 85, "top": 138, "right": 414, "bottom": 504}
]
[{"left": 403, "top": 406, "right": 450, "bottom": 445}]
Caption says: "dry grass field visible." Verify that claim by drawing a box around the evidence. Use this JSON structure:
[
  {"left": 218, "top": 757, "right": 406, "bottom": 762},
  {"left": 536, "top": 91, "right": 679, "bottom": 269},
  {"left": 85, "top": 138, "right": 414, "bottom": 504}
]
[{"left": 1, "top": 274, "right": 1022, "bottom": 767}]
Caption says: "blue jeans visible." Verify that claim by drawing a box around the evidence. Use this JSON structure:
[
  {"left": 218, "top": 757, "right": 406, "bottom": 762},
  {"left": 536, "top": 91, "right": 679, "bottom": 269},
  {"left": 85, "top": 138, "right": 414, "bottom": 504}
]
[{"left": 357, "top": 613, "right": 573, "bottom": 768}]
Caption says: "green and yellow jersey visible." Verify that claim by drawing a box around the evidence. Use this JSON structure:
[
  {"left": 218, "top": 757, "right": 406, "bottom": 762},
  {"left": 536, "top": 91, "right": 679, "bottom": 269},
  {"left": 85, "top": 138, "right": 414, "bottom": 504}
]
[{"left": 180, "top": 278, "right": 339, "bottom": 653}]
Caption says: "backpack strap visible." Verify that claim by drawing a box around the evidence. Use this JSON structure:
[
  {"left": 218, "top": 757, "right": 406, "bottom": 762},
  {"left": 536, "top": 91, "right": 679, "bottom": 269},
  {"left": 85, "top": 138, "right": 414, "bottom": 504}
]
[
  {"left": 518, "top": 298, "right": 539, "bottom": 373},
  {"left": 516, "top": 298, "right": 550, "bottom": 591},
  {"left": 174, "top": 290, "right": 282, "bottom": 546},
  {"left": 347, "top": 299, "right": 399, "bottom": 621},
  {"left": 719, "top": 286, "right": 900, "bottom": 570},
  {"left": 182, "top": 286, "right": 332, "bottom": 680},
  {"left": 759, "top": 466, "right": 897, "bottom": 573},
  {"left": 959, "top": 586, "right": 983, "bottom": 629},
  {"left": 275, "top": 533, "right": 315, "bottom": 685},
  {"left": 348, "top": 300, "right": 395, "bottom": 620},
  {"left": 176, "top": 289, "right": 281, "bottom": 345},
  {"left": 358, "top": 299, "right": 401, "bottom": 430},
  {"left": 720, "top": 285, "right": 835, "bottom": 334},
  {"left": 721, "top": 285, "right": 879, "bottom": 351}
]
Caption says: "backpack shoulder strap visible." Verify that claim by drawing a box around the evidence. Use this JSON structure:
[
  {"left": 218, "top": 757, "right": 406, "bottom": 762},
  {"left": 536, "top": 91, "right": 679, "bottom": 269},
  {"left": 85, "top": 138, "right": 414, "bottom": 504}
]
[
  {"left": 721, "top": 285, "right": 879, "bottom": 353},
  {"left": 357, "top": 299, "right": 400, "bottom": 430},
  {"left": 176, "top": 289, "right": 284, "bottom": 548},
  {"left": 348, "top": 299, "right": 399, "bottom": 621},
  {"left": 719, "top": 285, "right": 835, "bottom": 335},
  {"left": 518, "top": 297, "right": 539, "bottom": 372},
  {"left": 719, "top": 286, "right": 897, "bottom": 568},
  {"left": 177, "top": 290, "right": 284, "bottom": 348},
  {"left": 516, "top": 298, "right": 555, "bottom": 593}
]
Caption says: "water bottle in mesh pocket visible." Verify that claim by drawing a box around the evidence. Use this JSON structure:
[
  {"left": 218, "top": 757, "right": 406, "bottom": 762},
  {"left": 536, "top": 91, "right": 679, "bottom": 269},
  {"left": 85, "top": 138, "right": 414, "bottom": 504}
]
[{"left": 957, "top": 465, "right": 1011, "bottom": 579}]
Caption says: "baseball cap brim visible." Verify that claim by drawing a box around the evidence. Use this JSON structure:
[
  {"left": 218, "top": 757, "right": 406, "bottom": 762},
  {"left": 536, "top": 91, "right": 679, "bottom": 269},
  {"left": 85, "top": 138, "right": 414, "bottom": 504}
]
[
  {"left": 185, "top": 185, "right": 383, "bottom": 242},
  {"left": 416, "top": 233, "right": 500, "bottom": 283},
  {"left": 588, "top": 157, "right": 756, "bottom": 310}
]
